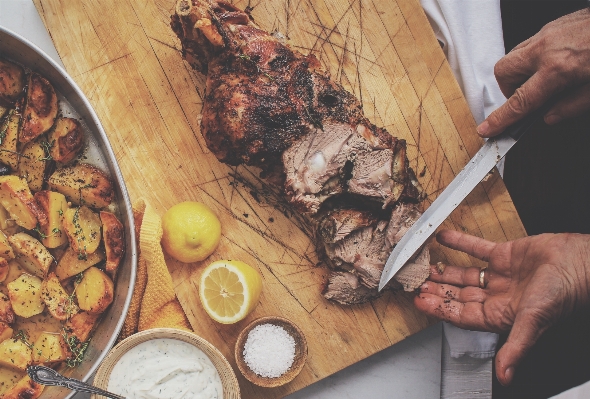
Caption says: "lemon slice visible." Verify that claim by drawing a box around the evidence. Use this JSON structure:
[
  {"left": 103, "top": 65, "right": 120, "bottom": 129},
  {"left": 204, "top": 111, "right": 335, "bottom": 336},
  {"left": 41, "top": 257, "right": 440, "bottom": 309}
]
[{"left": 199, "top": 260, "right": 262, "bottom": 324}]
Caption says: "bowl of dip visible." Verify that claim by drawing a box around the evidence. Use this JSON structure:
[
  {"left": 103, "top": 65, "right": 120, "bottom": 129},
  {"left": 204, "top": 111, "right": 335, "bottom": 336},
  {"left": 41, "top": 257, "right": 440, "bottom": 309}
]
[{"left": 92, "top": 328, "right": 240, "bottom": 399}]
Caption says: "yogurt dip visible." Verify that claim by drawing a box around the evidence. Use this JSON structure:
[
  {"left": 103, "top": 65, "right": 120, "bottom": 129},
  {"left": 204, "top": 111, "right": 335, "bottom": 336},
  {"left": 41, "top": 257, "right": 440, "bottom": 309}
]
[{"left": 108, "top": 338, "right": 223, "bottom": 399}]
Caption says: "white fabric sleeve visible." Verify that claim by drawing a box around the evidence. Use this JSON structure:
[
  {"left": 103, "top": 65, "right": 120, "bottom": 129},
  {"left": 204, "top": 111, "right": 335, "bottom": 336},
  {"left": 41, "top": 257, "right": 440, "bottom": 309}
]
[{"left": 419, "top": 0, "right": 506, "bottom": 359}]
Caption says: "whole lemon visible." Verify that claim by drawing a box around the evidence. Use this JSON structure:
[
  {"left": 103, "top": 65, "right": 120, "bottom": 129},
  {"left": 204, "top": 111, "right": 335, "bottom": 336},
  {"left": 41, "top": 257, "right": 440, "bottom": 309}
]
[{"left": 161, "top": 201, "right": 221, "bottom": 263}]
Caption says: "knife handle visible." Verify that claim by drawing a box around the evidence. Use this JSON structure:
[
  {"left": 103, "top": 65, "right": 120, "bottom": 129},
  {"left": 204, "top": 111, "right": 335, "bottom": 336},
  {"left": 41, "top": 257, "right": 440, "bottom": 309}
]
[{"left": 503, "top": 98, "right": 558, "bottom": 141}]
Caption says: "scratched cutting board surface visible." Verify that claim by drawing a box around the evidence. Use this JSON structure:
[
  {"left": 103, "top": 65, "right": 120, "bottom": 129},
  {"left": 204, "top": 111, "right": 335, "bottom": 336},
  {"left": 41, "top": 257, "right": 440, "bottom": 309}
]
[{"left": 33, "top": 0, "right": 525, "bottom": 397}]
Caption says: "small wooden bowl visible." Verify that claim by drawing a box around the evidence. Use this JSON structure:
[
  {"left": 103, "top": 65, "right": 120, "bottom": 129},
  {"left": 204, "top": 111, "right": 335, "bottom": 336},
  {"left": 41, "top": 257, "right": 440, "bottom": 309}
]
[
  {"left": 235, "top": 316, "right": 308, "bottom": 388},
  {"left": 92, "top": 328, "right": 240, "bottom": 398}
]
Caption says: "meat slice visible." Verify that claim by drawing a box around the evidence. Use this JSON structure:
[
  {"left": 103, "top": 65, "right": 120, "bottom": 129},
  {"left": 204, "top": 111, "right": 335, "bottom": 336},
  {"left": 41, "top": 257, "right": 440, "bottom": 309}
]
[
  {"left": 322, "top": 271, "right": 380, "bottom": 305},
  {"left": 320, "top": 204, "right": 430, "bottom": 300},
  {"left": 171, "top": 0, "right": 431, "bottom": 305}
]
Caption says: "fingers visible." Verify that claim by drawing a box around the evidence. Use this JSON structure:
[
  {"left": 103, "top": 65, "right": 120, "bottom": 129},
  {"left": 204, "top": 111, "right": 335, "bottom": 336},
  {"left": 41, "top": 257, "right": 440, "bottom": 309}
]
[
  {"left": 544, "top": 83, "right": 590, "bottom": 124},
  {"left": 495, "top": 310, "right": 550, "bottom": 385},
  {"left": 428, "top": 263, "right": 482, "bottom": 287},
  {"left": 478, "top": 71, "right": 564, "bottom": 137},
  {"left": 493, "top": 47, "right": 536, "bottom": 99},
  {"left": 420, "top": 281, "right": 487, "bottom": 303},
  {"left": 413, "top": 293, "right": 489, "bottom": 330},
  {"left": 436, "top": 230, "right": 496, "bottom": 262}
]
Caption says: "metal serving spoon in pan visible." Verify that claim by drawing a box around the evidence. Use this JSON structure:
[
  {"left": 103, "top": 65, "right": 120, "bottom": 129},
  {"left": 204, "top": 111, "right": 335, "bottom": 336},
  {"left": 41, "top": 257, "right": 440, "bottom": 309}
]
[{"left": 27, "top": 365, "right": 126, "bottom": 399}]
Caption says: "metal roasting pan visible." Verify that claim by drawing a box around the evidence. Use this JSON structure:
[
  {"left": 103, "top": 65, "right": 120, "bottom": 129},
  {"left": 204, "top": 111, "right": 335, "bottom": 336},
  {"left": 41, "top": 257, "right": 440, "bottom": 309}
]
[{"left": 0, "top": 26, "right": 137, "bottom": 399}]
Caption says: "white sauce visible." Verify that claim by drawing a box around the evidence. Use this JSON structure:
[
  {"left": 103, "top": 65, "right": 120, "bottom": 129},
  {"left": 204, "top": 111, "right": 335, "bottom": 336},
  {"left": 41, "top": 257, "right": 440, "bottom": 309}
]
[{"left": 108, "top": 338, "right": 223, "bottom": 399}]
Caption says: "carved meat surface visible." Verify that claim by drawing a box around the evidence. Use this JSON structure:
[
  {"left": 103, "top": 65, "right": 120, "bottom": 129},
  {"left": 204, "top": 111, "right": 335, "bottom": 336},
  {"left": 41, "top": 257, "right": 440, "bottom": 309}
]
[{"left": 172, "top": 0, "right": 430, "bottom": 304}]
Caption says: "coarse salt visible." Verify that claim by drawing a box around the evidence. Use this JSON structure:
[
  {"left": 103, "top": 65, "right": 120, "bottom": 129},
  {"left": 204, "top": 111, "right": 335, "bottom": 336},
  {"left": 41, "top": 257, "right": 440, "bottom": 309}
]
[{"left": 243, "top": 323, "right": 295, "bottom": 378}]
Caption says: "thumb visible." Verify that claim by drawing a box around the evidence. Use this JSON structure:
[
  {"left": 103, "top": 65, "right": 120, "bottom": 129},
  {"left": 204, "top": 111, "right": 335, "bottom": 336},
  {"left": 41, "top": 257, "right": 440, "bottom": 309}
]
[{"left": 495, "top": 309, "right": 551, "bottom": 386}]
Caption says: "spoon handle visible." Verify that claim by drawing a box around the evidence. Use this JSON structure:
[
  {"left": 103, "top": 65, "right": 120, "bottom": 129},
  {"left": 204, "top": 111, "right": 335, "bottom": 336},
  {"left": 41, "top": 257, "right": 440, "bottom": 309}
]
[{"left": 27, "top": 365, "right": 126, "bottom": 399}]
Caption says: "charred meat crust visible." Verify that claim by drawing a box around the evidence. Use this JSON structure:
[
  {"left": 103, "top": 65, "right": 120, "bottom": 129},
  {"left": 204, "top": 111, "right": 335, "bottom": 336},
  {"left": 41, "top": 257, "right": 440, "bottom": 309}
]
[{"left": 172, "top": 0, "right": 429, "bottom": 305}]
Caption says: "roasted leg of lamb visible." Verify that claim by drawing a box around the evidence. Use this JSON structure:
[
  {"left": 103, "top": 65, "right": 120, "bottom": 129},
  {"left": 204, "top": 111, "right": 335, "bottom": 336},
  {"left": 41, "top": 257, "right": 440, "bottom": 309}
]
[{"left": 172, "top": 0, "right": 430, "bottom": 305}]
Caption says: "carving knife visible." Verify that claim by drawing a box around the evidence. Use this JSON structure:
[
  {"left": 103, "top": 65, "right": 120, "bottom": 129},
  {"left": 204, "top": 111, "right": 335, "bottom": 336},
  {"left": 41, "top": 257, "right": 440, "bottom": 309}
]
[{"left": 378, "top": 104, "right": 552, "bottom": 291}]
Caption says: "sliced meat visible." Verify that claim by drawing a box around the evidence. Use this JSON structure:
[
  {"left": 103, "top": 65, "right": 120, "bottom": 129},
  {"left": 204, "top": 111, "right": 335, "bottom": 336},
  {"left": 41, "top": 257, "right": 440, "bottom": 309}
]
[{"left": 322, "top": 271, "right": 380, "bottom": 305}]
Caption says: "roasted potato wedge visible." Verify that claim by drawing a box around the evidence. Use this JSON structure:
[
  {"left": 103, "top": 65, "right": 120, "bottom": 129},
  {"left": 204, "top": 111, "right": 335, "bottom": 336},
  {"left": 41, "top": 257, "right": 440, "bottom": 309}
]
[
  {"left": 18, "top": 138, "right": 49, "bottom": 192},
  {"left": 7, "top": 273, "right": 45, "bottom": 318},
  {"left": 8, "top": 233, "right": 53, "bottom": 279},
  {"left": 1, "top": 374, "right": 44, "bottom": 399},
  {"left": 48, "top": 117, "right": 84, "bottom": 163},
  {"left": 0, "top": 321, "right": 13, "bottom": 342},
  {"left": 20, "top": 73, "right": 58, "bottom": 144},
  {"left": 32, "top": 332, "right": 71, "bottom": 364},
  {"left": 0, "top": 59, "right": 25, "bottom": 107},
  {"left": 0, "top": 108, "right": 21, "bottom": 170},
  {"left": 34, "top": 190, "right": 68, "bottom": 248},
  {"left": 64, "top": 311, "right": 99, "bottom": 342},
  {"left": 76, "top": 267, "right": 114, "bottom": 314},
  {"left": 48, "top": 163, "right": 114, "bottom": 208},
  {"left": 0, "top": 203, "right": 21, "bottom": 235},
  {"left": 41, "top": 273, "right": 78, "bottom": 321},
  {"left": 0, "top": 175, "right": 48, "bottom": 229},
  {"left": 0, "top": 104, "right": 7, "bottom": 118},
  {"left": 0, "top": 257, "right": 8, "bottom": 281},
  {"left": 100, "top": 211, "right": 124, "bottom": 276},
  {"left": 3, "top": 260, "right": 24, "bottom": 285},
  {"left": 55, "top": 246, "right": 104, "bottom": 281},
  {"left": 0, "top": 291, "right": 15, "bottom": 324},
  {"left": 0, "top": 338, "right": 32, "bottom": 371},
  {"left": 63, "top": 205, "right": 101, "bottom": 257},
  {"left": 0, "top": 230, "right": 15, "bottom": 259}
]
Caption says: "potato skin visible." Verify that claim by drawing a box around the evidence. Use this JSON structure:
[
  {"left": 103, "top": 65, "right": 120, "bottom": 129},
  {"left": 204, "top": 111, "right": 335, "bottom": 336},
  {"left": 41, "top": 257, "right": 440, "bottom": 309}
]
[
  {"left": 0, "top": 291, "right": 15, "bottom": 324},
  {"left": 18, "top": 139, "right": 49, "bottom": 192},
  {"left": 1, "top": 375, "right": 44, "bottom": 399},
  {"left": 0, "top": 175, "right": 48, "bottom": 229},
  {"left": 48, "top": 163, "right": 114, "bottom": 208},
  {"left": 0, "top": 108, "right": 21, "bottom": 170},
  {"left": 100, "top": 211, "right": 125, "bottom": 276},
  {"left": 34, "top": 190, "right": 68, "bottom": 248},
  {"left": 20, "top": 73, "right": 58, "bottom": 144},
  {"left": 63, "top": 206, "right": 102, "bottom": 257},
  {"left": 64, "top": 311, "right": 100, "bottom": 342},
  {"left": 0, "top": 59, "right": 25, "bottom": 107},
  {"left": 48, "top": 117, "right": 84, "bottom": 163},
  {"left": 76, "top": 267, "right": 114, "bottom": 314},
  {"left": 41, "top": 272, "right": 79, "bottom": 321},
  {"left": 8, "top": 233, "right": 53, "bottom": 279},
  {"left": 0, "top": 257, "right": 8, "bottom": 282},
  {"left": 0, "top": 321, "right": 13, "bottom": 342},
  {"left": 55, "top": 246, "right": 104, "bottom": 281}
]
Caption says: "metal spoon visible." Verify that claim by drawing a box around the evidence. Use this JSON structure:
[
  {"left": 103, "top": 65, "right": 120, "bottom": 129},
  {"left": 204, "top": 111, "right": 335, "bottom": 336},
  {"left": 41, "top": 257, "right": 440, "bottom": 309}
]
[{"left": 27, "top": 365, "right": 126, "bottom": 399}]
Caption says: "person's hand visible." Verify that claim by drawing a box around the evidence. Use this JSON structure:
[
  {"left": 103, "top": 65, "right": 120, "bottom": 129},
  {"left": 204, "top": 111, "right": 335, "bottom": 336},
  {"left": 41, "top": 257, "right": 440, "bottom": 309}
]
[
  {"left": 413, "top": 230, "right": 590, "bottom": 385},
  {"left": 478, "top": 8, "right": 590, "bottom": 137}
]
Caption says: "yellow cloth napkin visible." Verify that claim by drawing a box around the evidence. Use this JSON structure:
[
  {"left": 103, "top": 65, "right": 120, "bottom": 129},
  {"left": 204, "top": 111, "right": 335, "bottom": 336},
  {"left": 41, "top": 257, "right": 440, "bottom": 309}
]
[{"left": 119, "top": 199, "right": 191, "bottom": 341}]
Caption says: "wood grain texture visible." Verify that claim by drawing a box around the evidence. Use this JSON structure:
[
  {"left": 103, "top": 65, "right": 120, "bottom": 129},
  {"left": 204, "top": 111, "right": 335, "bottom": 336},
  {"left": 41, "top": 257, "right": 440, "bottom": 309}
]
[{"left": 32, "top": 0, "right": 526, "bottom": 397}]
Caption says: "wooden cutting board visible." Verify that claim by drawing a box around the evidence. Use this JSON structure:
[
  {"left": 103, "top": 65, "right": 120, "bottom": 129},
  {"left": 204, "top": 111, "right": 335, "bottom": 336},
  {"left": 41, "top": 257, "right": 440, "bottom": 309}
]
[{"left": 34, "top": 0, "right": 526, "bottom": 397}]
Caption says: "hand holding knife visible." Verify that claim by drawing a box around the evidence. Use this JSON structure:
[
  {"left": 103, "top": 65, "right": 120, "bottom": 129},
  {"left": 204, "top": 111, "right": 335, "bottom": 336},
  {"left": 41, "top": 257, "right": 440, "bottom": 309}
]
[{"left": 378, "top": 101, "right": 555, "bottom": 291}]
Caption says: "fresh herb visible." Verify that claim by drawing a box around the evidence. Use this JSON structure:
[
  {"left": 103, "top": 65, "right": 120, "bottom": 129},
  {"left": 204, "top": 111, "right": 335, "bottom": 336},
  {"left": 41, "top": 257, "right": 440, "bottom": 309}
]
[
  {"left": 62, "top": 329, "right": 89, "bottom": 368},
  {"left": 33, "top": 226, "right": 47, "bottom": 239},
  {"left": 14, "top": 329, "right": 43, "bottom": 358},
  {"left": 39, "top": 139, "right": 55, "bottom": 161},
  {"left": 52, "top": 227, "right": 61, "bottom": 234},
  {"left": 58, "top": 208, "right": 63, "bottom": 216}
]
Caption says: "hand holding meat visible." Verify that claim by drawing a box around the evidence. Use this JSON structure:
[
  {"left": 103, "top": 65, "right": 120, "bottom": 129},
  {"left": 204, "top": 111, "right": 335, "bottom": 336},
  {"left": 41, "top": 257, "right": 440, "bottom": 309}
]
[
  {"left": 478, "top": 8, "right": 590, "bottom": 137},
  {"left": 413, "top": 230, "right": 590, "bottom": 386}
]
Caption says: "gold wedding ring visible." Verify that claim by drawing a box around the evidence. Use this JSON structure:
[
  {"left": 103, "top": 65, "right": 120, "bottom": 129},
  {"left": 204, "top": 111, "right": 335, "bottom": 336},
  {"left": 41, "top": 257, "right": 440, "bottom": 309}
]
[{"left": 479, "top": 269, "right": 488, "bottom": 289}]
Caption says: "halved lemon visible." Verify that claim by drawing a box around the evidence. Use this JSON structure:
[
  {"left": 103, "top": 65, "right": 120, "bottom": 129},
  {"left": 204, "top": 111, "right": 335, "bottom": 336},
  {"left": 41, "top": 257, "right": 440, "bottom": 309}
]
[{"left": 199, "top": 260, "right": 262, "bottom": 324}]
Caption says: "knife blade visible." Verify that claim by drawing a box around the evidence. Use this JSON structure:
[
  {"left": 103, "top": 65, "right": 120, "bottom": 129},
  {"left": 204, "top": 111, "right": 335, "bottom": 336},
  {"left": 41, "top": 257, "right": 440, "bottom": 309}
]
[{"left": 378, "top": 104, "right": 552, "bottom": 291}]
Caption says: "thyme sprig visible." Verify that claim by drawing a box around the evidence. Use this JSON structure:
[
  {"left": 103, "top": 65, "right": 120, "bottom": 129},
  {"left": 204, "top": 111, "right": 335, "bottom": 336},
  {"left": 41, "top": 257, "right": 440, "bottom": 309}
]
[{"left": 62, "top": 328, "right": 89, "bottom": 368}]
